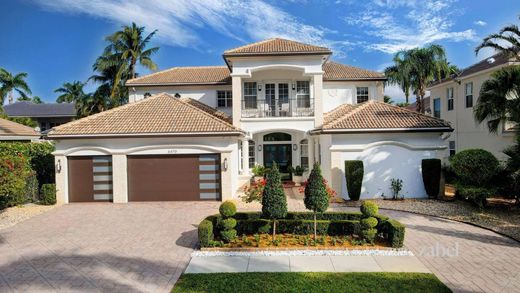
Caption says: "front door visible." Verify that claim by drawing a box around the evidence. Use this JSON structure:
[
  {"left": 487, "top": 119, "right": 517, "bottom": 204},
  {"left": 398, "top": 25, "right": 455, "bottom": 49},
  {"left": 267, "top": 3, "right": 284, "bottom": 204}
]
[{"left": 263, "top": 144, "right": 292, "bottom": 174}]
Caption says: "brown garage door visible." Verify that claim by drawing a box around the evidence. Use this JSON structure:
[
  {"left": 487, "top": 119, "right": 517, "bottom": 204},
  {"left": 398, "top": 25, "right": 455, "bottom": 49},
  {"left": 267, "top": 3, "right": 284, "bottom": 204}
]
[
  {"left": 68, "top": 156, "right": 113, "bottom": 202},
  {"left": 127, "top": 154, "right": 221, "bottom": 201}
]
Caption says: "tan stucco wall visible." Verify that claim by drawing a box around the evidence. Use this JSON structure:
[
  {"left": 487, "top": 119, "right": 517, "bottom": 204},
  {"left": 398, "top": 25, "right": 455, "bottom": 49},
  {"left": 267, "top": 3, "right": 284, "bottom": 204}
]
[{"left": 429, "top": 68, "right": 516, "bottom": 161}]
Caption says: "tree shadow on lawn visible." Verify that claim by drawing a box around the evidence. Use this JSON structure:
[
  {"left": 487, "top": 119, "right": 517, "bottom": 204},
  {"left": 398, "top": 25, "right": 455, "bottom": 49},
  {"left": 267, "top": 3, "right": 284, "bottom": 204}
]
[{"left": 0, "top": 253, "right": 183, "bottom": 292}]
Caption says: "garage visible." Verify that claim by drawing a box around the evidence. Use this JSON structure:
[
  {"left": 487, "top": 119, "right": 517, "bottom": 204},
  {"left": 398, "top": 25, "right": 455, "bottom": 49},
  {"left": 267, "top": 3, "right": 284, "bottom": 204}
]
[
  {"left": 68, "top": 156, "right": 113, "bottom": 202},
  {"left": 127, "top": 154, "right": 221, "bottom": 201}
]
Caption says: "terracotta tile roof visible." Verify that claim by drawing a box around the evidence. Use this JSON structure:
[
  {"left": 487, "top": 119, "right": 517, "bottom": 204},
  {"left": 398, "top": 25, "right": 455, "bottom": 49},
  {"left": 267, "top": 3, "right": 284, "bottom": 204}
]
[
  {"left": 223, "top": 38, "right": 331, "bottom": 56},
  {"left": 126, "top": 66, "right": 231, "bottom": 86},
  {"left": 319, "top": 100, "right": 452, "bottom": 132},
  {"left": 0, "top": 118, "right": 40, "bottom": 137},
  {"left": 179, "top": 97, "right": 232, "bottom": 124},
  {"left": 47, "top": 93, "right": 242, "bottom": 137},
  {"left": 323, "top": 62, "right": 385, "bottom": 80}
]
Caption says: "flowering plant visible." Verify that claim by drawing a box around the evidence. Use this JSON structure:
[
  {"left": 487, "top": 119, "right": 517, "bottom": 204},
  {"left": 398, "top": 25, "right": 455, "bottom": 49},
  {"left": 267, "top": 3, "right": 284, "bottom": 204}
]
[
  {"left": 298, "top": 178, "right": 337, "bottom": 198},
  {"left": 241, "top": 178, "right": 267, "bottom": 203}
]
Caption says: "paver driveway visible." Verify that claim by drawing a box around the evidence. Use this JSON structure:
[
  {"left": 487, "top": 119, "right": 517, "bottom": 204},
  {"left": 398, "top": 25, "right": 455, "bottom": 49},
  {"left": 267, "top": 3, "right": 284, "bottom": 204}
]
[{"left": 0, "top": 202, "right": 219, "bottom": 293}]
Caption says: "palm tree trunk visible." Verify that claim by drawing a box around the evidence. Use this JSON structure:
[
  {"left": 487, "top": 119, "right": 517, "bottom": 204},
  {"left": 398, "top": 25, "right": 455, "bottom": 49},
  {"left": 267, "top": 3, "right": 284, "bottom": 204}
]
[
  {"left": 272, "top": 220, "right": 276, "bottom": 240},
  {"left": 416, "top": 95, "right": 422, "bottom": 113}
]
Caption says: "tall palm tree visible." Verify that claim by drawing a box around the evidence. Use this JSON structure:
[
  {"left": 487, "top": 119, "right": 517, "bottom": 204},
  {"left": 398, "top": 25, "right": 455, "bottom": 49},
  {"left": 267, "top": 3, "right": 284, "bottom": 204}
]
[
  {"left": 55, "top": 81, "right": 85, "bottom": 103},
  {"left": 103, "top": 22, "right": 159, "bottom": 99},
  {"left": 474, "top": 65, "right": 520, "bottom": 134},
  {"left": 0, "top": 68, "right": 31, "bottom": 105},
  {"left": 384, "top": 55, "right": 412, "bottom": 104},
  {"left": 401, "top": 44, "right": 449, "bottom": 113},
  {"left": 90, "top": 54, "right": 129, "bottom": 107},
  {"left": 475, "top": 16, "right": 520, "bottom": 61}
]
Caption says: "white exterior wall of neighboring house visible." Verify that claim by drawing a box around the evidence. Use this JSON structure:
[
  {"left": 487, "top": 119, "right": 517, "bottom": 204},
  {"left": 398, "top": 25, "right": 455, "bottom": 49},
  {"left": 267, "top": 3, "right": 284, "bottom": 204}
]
[
  {"left": 52, "top": 136, "right": 239, "bottom": 204},
  {"left": 429, "top": 67, "right": 516, "bottom": 160},
  {"left": 328, "top": 132, "right": 446, "bottom": 200},
  {"left": 322, "top": 81, "right": 384, "bottom": 112}
]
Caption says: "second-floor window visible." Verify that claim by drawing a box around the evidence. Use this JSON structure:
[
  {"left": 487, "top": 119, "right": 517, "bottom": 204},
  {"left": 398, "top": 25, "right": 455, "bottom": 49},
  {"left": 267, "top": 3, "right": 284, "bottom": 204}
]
[
  {"left": 243, "top": 82, "right": 257, "bottom": 109},
  {"left": 356, "top": 87, "right": 369, "bottom": 104},
  {"left": 217, "top": 90, "right": 232, "bottom": 107},
  {"left": 296, "top": 81, "right": 310, "bottom": 108},
  {"left": 465, "top": 82, "right": 473, "bottom": 108},
  {"left": 449, "top": 140, "right": 456, "bottom": 157},
  {"left": 447, "top": 87, "right": 454, "bottom": 111},
  {"left": 433, "top": 98, "right": 441, "bottom": 118}
]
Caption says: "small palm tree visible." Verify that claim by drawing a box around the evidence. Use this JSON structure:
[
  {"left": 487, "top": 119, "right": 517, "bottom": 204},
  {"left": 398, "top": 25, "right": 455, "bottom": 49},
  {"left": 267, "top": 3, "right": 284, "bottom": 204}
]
[
  {"left": 55, "top": 81, "right": 85, "bottom": 103},
  {"left": 103, "top": 22, "right": 159, "bottom": 99},
  {"left": 0, "top": 68, "right": 31, "bottom": 105},
  {"left": 475, "top": 16, "right": 520, "bottom": 61},
  {"left": 75, "top": 92, "right": 107, "bottom": 118},
  {"left": 384, "top": 55, "right": 412, "bottom": 104}
]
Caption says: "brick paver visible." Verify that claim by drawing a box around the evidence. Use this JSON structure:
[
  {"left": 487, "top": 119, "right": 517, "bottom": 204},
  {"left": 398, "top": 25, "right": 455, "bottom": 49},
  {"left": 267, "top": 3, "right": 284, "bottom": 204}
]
[{"left": 1, "top": 200, "right": 520, "bottom": 292}]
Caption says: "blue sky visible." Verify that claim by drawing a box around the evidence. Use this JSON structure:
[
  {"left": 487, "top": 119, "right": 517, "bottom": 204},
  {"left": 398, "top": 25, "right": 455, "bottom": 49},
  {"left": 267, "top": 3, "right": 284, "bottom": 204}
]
[{"left": 0, "top": 0, "right": 518, "bottom": 103}]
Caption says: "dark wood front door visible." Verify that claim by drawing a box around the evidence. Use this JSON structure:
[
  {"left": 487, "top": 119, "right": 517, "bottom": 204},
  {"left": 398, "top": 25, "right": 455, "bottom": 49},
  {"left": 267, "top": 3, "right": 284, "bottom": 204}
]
[{"left": 263, "top": 144, "right": 292, "bottom": 173}]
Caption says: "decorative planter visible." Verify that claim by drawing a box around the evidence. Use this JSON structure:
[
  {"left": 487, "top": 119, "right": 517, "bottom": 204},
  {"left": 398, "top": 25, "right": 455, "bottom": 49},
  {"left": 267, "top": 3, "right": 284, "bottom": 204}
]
[{"left": 293, "top": 175, "right": 303, "bottom": 186}]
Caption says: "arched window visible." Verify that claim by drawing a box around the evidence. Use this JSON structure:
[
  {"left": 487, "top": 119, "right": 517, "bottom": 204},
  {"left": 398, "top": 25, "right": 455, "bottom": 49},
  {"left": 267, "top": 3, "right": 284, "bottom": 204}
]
[
  {"left": 248, "top": 140, "right": 255, "bottom": 167},
  {"left": 300, "top": 139, "right": 309, "bottom": 169},
  {"left": 263, "top": 132, "right": 291, "bottom": 141}
]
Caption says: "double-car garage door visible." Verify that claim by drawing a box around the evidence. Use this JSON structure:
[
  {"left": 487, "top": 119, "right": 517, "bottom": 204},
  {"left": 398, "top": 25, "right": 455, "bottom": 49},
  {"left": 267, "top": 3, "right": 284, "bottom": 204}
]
[{"left": 68, "top": 154, "right": 221, "bottom": 202}]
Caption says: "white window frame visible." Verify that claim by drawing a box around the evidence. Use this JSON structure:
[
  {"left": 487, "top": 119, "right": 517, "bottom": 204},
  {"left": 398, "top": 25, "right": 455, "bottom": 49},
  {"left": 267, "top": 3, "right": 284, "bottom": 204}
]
[
  {"left": 300, "top": 139, "right": 309, "bottom": 169},
  {"left": 356, "top": 87, "right": 369, "bottom": 104},
  {"left": 447, "top": 87, "right": 454, "bottom": 111},
  {"left": 217, "top": 90, "right": 232, "bottom": 108},
  {"left": 248, "top": 140, "right": 255, "bottom": 168},
  {"left": 449, "top": 140, "right": 456, "bottom": 157},
  {"left": 296, "top": 81, "right": 310, "bottom": 108},
  {"left": 465, "top": 82, "right": 473, "bottom": 108},
  {"left": 243, "top": 82, "right": 257, "bottom": 109}
]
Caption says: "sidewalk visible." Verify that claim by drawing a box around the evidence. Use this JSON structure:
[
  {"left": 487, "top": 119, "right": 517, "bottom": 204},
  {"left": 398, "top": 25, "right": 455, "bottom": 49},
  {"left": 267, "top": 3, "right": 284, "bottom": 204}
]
[{"left": 185, "top": 255, "right": 430, "bottom": 274}]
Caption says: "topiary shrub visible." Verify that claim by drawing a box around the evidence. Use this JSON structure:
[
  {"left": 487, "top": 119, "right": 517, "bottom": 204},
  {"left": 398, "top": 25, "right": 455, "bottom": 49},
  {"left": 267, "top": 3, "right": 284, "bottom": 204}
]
[
  {"left": 40, "top": 184, "right": 56, "bottom": 205},
  {"left": 361, "top": 217, "right": 378, "bottom": 230},
  {"left": 220, "top": 229, "right": 237, "bottom": 243},
  {"left": 198, "top": 220, "right": 214, "bottom": 247},
  {"left": 360, "top": 201, "right": 378, "bottom": 217},
  {"left": 219, "top": 201, "right": 237, "bottom": 218},
  {"left": 385, "top": 220, "right": 405, "bottom": 248},
  {"left": 221, "top": 218, "right": 237, "bottom": 230},
  {"left": 261, "top": 163, "right": 287, "bottom": 239},
  {"left": 457, "top": 186, "right": 494, "bottom": 209},
  {"left": 422, "top": 159, "right": 441, "bottom": 199},
  {"left": 345, "top": 160, "right": 364, "bottom": 201},
  {"left": 451, "top": 149, "right": 499, "bottom": 186},
  {"left": 304, "top": 163, "right": 330, "bottom": 239}
]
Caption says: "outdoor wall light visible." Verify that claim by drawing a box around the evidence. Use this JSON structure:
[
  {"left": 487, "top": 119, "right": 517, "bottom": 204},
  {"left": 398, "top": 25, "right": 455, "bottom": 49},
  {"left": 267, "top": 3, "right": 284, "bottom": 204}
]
[
  {"left": 292, "top": 83, "right": 296, "bottom": 90},
  {"left": 223, "top": 158, "right": 228, "bottom": 171},
  {"left": 56, "top": 159, "right": 62, "bottom": 174},
  {"left": 258, "top": 83, "right": 262, "bottom": 91},
  {"left": 293, "top": 144, "right": 298, "bottom": 151},
  {"left": 258, "top": 145, "right": 262, "bottom": 151}
]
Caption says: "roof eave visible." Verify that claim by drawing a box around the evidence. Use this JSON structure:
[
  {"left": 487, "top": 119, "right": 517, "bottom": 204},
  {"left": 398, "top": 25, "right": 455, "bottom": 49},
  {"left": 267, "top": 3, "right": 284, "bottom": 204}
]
[
  {"left": 126, "top": 81, "right": 231, "bottom": 87},
  {"left": 47, "top": 131, "right": 245, "bottom": 139},
  {"left": 223, "top": 51, "right": 332, "bottom": 58},
  {"left": 324, "top": 77, "right": 387, "bottom": 82},
  {"left": 311, "top": 127, "right": 453, "bottom": 134}
]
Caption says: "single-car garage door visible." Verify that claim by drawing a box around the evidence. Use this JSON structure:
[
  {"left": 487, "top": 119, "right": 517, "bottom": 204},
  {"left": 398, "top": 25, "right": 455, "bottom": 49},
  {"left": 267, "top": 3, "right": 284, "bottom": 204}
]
[
  {"left": 127, "top": 154, "right": 221, "bottom": 201},
  {"left": 68, "top": 156, "right": 113, "bottom": 202}
]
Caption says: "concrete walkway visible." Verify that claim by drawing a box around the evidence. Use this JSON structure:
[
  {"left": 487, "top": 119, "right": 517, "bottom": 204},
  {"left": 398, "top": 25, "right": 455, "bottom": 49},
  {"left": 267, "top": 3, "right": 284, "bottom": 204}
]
[{"left": 185, "top": 255, "right": 430, "bottom": 274}]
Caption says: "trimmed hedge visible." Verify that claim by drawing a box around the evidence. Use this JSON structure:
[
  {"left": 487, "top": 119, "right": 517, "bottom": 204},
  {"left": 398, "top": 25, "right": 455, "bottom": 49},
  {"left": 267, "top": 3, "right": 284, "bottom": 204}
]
[
  {"left": 198, "top": 220, "right": 214, "bottom": 247},
  {"left": 450, "top": 149, "right": 499, "bottom": 186},
  {"left": 422, "top": 159, "right": 441, "bottom": 199},
  {"left": 200, "top": 211, "right": 405, "bottom": 248},
  {"left": 457, "top": 185, "right": 494, "bottom": 208},
  {"left": 40, "top": 184, "right": 56, "bottom": 205},
  {"left": 345, "top": 160, "right": 364, "bottom": 201}
]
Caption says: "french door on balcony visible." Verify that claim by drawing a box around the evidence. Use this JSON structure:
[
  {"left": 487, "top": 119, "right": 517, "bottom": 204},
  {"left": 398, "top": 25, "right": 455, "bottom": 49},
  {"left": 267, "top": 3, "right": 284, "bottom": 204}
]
[{"left": 265, "top": 82, "right": 289, "bottom": 117}]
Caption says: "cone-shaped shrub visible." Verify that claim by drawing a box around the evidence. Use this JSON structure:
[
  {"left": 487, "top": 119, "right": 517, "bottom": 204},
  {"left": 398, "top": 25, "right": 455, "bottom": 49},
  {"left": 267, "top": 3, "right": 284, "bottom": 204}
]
[
  {"left": 261, "top": 163, "right": 288, "bottom": 239},
  {"left": 304, "top": 163, "right": 329, "bottom": 239},
  {"left": 345, "top": 160, "right": 364, "bottom": 201},
  {"left": 422, "top": 159, "right": 441, "bottom": 199}
]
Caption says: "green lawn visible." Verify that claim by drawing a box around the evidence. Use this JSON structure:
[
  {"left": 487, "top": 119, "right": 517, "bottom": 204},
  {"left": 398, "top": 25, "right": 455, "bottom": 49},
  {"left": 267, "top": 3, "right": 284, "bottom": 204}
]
[{"left": 172, "top": 272, "right": 452, "bottom": 293}]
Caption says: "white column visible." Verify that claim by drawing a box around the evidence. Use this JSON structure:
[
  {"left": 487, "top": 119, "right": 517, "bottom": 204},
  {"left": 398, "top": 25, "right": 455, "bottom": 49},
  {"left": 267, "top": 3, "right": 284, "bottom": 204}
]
[
  {"left": 54, "top": 155, "right": 68, "bottom": 205},
  {"left": 307, "top": 136, "right": 315, "bottom": 168},
  {"left": 313, "top": 74, "right": 324, "bottom": 127},
  {"left": 232, "top": 76, "right": 242, "bottom": 127},
  {"left": 112, "top": 154, "right": 128, "bottom": 203},
  {"left": 221, "top": 152, "right": 233, "bottom": 200},
  {"left": 241, "top": 139, "right": 250, "bottom": 175}
]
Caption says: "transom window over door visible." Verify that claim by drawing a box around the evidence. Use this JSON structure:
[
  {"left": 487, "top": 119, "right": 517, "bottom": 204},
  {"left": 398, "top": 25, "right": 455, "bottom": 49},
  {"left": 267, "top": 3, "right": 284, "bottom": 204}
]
[
  {"left": 264, "top": 132, "right": 291, "bottom": 141},
  {"left": 217, "top": 90, "right": 232, "bottom": 107},
  {"left": 356, "top": 87, "right": 369, "bottom": 103},
  {"left": 243, "top": 82, "right": 257, "bottom": 109}
]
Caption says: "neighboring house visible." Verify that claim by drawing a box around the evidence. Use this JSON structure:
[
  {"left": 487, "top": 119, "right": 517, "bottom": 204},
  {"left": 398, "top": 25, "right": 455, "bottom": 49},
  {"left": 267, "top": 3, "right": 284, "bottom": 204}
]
[
  {"left": 405, "top": 96, "right": 431, "bottom": 114},
  {"left": 4, "top": 101, "right": 76, "bottom": 132},
  {"left": 427, "top": 53, "right": 518, "bottom": 160},
  {"left": 0, "top": 117, "right": 40, "bottom": 142},
  {"left": 48, "top": 38, "right": 452, "bottom": 204}
]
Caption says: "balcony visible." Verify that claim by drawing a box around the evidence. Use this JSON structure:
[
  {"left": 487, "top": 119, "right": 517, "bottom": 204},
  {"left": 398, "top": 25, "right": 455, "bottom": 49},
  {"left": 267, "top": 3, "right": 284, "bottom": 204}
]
[{"left": 241, "top": 97, "right": 314, "bottom": 118}]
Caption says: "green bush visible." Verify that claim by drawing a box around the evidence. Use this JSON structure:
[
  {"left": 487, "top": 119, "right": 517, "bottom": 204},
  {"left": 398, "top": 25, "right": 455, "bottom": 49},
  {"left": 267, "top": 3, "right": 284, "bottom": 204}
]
[
  {"left": 451, "top": 149, "right": 499, "bottom": 186},
  {"left": 220, "top": 229, "right": 237, "bottom": 242},
  {"left": 40, "top": 184, "right": 56, "bottom": 205},
  {"left": 262, "top": 163, "right": 287, "bottom": 238},
  {"left": 360, "top": 217, "right": 378, "bottom": 230},
  {"left": 422, "top": 159, "right": 441, "bottom": 199},
  {"left": 198, "top": 220, "right": 214, "bottom": 247},
  {"left": 304, "top": 163, "right": 330, "bottom": 238},
  {"left": 0, "top": 153, "right": 32, "bottom": 209},
  {"left": 219, "top": 201, "right": 237, "bottom": 218},
  {"left": 457, "top": 185, "right": 493, "bottom": 208},
  {"left": 360, "top": 201, "right": 378, "bottom": 217},
  {"left": 221, "top": 218, "right": 237, "bottom": 230},
  {"left": 361, "top": 228, "right": 377, "bottom": 244},
  {"left": 286, "top": 212, "right": 362, "bottom": 221},
  {"left": 345, "top": 160, "right": 364, "bottom": 201},
  {"left": 0, "top": 142, "right": 55, "bottom": 187},
  {"left": 385, "top": 220, "right": 405, "bottom": 248}
]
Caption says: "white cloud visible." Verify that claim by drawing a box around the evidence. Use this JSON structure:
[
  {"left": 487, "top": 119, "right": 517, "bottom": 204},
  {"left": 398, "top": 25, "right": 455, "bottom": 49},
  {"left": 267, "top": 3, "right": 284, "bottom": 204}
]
[
  {"left": 474, "top": 20, "right": 487, "bottom": 26},
  {"left": 345, "top": 0, "right": 477, "bottom": 54},
  {"left": 32, "top": 0, "right": 348, "bottom": 55}
]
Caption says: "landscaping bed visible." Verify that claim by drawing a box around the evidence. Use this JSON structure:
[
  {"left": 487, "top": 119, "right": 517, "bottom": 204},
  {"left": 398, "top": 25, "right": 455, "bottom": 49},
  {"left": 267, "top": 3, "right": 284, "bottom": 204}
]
[{"left": 172, "top": 272, "right": 452, "bottom": 293}]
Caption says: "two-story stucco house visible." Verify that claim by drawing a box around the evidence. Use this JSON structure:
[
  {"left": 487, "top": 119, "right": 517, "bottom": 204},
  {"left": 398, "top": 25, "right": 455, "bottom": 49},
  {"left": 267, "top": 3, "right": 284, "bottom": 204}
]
[
  {"left": 48, "top": 38, "right": 451, "bottom": 204},
  {"left": 428, "top": 53, "right": 518, "bottom": 160}
]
